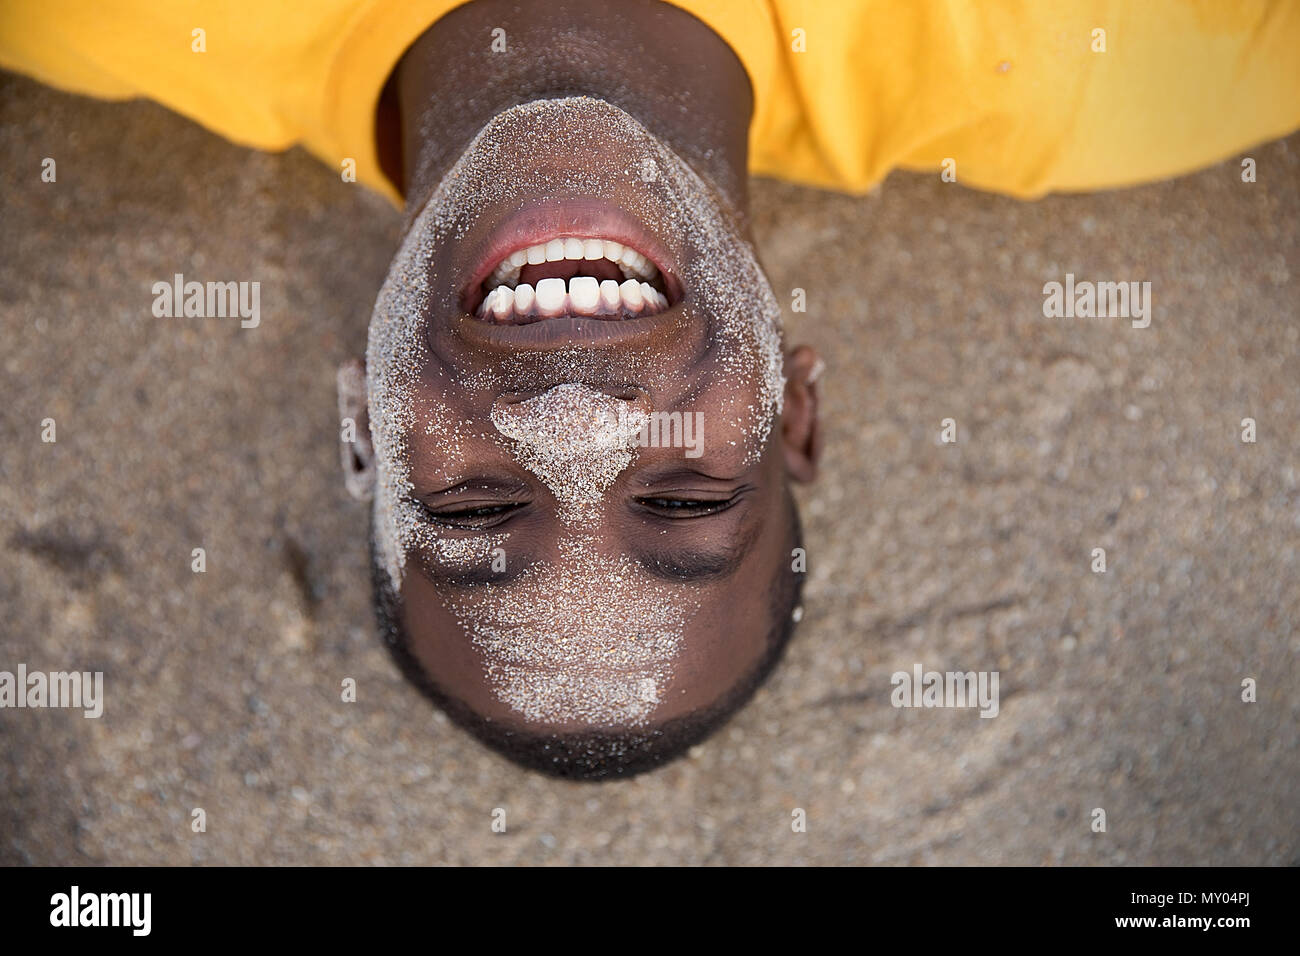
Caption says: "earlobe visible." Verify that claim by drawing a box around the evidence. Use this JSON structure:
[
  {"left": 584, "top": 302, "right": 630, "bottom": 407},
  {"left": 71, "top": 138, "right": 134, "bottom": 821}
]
[
  {"left": 336, "top": 358, "right": 376, "bottom": 501},
  {"left": 781, "top": 345, "right": 824, "bottom": 483}
]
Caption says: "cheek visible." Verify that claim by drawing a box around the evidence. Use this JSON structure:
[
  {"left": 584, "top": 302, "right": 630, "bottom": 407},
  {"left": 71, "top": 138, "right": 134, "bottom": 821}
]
[
  {"left": 408, "top": 390, "right": 475, "bottom": 486},
  {"left": 689, "top": 371, "right": 775, "bottom": 466}
]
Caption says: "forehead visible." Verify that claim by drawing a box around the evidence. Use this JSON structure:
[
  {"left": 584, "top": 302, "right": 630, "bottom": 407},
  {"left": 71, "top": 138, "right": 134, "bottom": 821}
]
[{"left": 441, "top": 532, "right": 700, "bottom": 726}]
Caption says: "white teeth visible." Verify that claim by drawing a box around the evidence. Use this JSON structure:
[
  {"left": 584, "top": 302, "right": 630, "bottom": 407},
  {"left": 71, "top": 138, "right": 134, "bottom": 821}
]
[
  {"left": 535, "top": 277, "right": 568, "bottom": 316},
  {"left": 599, "top": 279, "right": 622, "bottom": 314},
  {"left": 616, "top": 247, "right": 658, "bottom": 282},
  {"left": 569, "top": 276, "right": 600, "bottom": 314},
  {"left": 478, "top": 274, "right": 670, "bottom": 321},
  {"left": 490, "top": 286, "right": 514, "bottom": 320},
  {"left": 639, "top": 282, "right": 662, "bottom": 310},
  {"left": 488, "top": 263, "right": 521, "bottom": 287},
  {"left": 476, "top": 238, "right": 675, "bottom": 320},
  {"left": 619, "top": 279, "right": 644, "bottom": 313},
  {"left": 486, "top": 236, "right": 662, "bottom": 287},
  {"left": 513, "top": 282, "right": 535, "bottom": 316}
]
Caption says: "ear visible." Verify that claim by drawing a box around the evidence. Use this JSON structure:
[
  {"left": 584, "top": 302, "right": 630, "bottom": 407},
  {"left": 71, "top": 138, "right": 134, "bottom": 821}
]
[
  {"left": 336, "top": 358, "right": 376, "bottom": 501},
  {"left": 781, "top": 345, "right": 824, "bottom": 483}
]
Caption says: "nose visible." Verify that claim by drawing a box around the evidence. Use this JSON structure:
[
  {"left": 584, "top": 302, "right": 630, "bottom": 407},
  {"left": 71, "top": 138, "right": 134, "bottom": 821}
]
[
  {"left": 491, "top": 383, "right": 653, "bottom": 448},
  {"left": 489, "top": 383, "right": 654, "bottom": 518}
]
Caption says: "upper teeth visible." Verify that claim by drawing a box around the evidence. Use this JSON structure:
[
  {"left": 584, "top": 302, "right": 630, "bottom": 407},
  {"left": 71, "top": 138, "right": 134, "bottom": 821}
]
[
  {"left": 480, "top": 277, "right": 668, "bottom": 321},
  {"left": 486, "top": 237, "right": 660, "bottom": 288}
]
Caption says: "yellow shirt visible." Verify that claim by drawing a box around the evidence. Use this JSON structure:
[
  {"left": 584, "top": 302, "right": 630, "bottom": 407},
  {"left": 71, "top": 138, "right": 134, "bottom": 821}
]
[{"left": 2, "top": 1, "right": 1297, "bottom": 206}]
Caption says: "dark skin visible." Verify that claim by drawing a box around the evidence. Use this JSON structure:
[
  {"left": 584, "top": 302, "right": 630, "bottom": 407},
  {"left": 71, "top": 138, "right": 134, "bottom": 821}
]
[
  {"left": 344, "top": 0, "right": 823, "bottom": 739},
  {"left": 385, "top": 0, "right": 753, "bottom": 227}
]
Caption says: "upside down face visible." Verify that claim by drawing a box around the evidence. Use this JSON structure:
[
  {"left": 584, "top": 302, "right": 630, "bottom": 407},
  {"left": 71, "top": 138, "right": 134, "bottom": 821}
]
[{"left": 360, "top": 97, "right": 817, "bottom": 778}]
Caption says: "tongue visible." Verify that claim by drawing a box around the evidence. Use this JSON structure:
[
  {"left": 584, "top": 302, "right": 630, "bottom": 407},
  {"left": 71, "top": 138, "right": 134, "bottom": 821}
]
[{"left": 517, "top": 259, "right": 624, "bottom": 287}]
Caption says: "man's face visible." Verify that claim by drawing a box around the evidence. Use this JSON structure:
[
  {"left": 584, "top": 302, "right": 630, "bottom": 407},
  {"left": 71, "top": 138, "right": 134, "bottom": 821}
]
[{"left": 362, "top": 97, "right": 808, "bottom": 774}]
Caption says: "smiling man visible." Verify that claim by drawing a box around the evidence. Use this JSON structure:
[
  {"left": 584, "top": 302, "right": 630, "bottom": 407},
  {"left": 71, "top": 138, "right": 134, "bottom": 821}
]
[
  {"left": 345, "top": 4, "right": 823, "bottom": 776},
  {"left": 5, "top": 0, "right": 1298, "bottom": 778}
]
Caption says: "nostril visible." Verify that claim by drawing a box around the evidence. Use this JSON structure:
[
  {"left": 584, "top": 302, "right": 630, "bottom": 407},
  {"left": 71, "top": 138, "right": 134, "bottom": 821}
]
[
  {"left": 496, "top": 384, "right": 649, "bottom": 407},
  {"left": 609, "top": 385, "right": 650, "bottom": 404}
]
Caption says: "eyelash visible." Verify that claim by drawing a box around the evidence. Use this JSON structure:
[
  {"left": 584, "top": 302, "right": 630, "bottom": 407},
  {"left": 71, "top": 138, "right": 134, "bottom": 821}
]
[
  {"left": 414, "top": 500, "right": 524, "bottom": 530},
  {"left": 413, "top": 492, "right": 744, "bottom": 526},
  {"left": 635, "top": 494, "right": 742, "bottom": 518}
]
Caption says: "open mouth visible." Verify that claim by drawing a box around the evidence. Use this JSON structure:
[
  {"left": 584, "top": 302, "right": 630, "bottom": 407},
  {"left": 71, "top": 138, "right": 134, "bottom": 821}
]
[{"left": 471, "top": 236, "right": 674, "bottom": 324}]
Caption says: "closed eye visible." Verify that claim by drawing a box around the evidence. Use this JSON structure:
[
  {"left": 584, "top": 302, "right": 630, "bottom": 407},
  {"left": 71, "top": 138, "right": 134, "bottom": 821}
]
[
  {"left": 634, "top": 491, "right": 745, "bottom": 519},
  {"left": 412, "top": 499, "right": 526, "bottom": 529}
]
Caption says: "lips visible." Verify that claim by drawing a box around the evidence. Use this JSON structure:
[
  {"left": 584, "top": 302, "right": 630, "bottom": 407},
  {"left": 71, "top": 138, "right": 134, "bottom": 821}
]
[{"left": 459, "top": 201, "right": 682, "bottom": 326}]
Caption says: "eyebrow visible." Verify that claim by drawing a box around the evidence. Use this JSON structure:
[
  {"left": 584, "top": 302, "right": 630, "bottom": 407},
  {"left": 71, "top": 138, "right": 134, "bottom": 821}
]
[
  {"left": 415, "top": 557, "right": 528, "bottom": 589},
  {"left": 630, "top": 488, "right": 765, "bottom": 584}
]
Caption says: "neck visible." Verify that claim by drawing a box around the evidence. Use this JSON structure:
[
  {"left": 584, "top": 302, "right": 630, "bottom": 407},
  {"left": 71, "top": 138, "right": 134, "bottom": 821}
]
[{"left": 389, "top": 0, "right": 753, "bottom": 224}]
